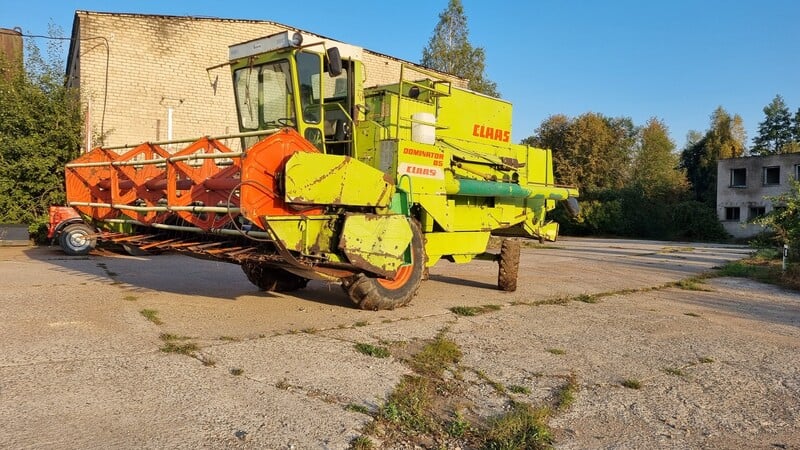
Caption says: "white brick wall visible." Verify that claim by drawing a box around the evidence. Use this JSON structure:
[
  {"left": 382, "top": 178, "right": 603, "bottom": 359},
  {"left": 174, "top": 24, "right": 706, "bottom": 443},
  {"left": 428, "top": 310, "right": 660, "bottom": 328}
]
[{"left": 70, "top": 11, "right": 466, "bottom": 151}]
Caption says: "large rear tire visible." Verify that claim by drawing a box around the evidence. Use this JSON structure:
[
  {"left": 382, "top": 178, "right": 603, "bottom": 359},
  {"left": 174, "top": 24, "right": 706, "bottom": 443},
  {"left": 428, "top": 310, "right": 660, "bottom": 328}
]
[
  {"left": 59, "top": 223, "right": 97, "bottom": 256},
  {"left": 498, "top": 238, "right": 520, "bottom": 292},
  {"left": 241, "top": 261, "right": 309, "bottom": 292},
  {"left": 344, "top": 219, "right": 425, "bottom": 310}
]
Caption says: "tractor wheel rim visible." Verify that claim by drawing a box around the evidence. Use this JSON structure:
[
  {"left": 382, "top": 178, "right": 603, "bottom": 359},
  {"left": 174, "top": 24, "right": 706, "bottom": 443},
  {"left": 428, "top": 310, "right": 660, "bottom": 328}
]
[
  {"left": 376, "top": 264, "right": 412, "bottom": 289},
  {"left": 69, "top": 233, "right": 87, "bottom": 248}
]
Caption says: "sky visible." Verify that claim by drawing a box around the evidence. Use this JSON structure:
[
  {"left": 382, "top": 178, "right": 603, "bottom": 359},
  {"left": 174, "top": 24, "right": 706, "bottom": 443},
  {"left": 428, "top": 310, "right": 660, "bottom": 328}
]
[{"left": 3, "top": 0, "right": 799, "bottom": 148}]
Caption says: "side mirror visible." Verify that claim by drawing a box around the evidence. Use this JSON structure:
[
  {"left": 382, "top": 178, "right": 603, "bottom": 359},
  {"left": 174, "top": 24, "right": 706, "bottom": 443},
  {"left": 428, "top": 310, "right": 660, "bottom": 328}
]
[{"left": 327, "top": 47, "right": 342, "bottom": 77}]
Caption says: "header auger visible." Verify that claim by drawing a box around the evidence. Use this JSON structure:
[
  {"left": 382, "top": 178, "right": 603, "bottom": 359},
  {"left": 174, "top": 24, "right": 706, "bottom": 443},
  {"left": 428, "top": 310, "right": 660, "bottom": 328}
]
[{"left": 51, "top": 30, "right": 578, "bottom": 310}]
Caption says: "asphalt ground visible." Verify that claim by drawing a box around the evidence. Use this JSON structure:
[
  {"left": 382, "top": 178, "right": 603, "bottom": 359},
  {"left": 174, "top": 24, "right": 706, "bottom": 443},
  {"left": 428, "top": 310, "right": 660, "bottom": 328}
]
[{"left": 1, "top": 238, "right": 797, "bottom": 449}]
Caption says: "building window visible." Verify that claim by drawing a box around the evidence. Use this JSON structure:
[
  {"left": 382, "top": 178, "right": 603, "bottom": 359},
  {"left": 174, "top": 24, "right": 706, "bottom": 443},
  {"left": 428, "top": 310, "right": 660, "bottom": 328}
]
[
  {"left": 730, "top": 168, "right": 747, "bottom": 187},
  {"left": 763, "top": 166, "right": 780, "bottom": 185},
  {"left": 724, "top": 207, "right": 740, "bottom": 221},
  {"left": 749, "top": 206, "right": 766, "bottom": 220}
]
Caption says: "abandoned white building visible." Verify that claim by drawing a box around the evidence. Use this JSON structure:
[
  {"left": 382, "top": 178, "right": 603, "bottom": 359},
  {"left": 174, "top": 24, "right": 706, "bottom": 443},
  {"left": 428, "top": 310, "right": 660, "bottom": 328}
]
[{"left": 716, "top": 152, "right": 800, "bottom": 238}]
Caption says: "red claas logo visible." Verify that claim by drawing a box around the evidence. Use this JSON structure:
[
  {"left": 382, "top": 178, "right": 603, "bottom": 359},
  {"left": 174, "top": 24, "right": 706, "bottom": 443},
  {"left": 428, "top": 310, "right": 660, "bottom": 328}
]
[{"left": 472, "top": 124, "right": 510, "bottom": 143}]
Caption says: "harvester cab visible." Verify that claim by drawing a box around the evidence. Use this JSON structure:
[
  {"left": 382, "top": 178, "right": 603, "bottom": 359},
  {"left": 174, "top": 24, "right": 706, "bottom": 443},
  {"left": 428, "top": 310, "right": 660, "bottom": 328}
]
[{"left": 229, "top": 31, "right": 362, "bottom": 156}]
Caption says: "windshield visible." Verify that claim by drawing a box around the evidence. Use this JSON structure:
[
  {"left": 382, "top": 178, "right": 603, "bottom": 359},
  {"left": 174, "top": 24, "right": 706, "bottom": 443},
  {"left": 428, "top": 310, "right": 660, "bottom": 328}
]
[{"left": 233, "top": 60, "right": 295, "bottom": 132}]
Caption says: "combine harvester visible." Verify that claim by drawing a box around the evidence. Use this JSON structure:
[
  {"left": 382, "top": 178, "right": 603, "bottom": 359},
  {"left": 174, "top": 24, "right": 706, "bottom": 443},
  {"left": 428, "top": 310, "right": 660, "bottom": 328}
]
[{"left": 50, "top": 31, "right": 578, "bottom": 309}]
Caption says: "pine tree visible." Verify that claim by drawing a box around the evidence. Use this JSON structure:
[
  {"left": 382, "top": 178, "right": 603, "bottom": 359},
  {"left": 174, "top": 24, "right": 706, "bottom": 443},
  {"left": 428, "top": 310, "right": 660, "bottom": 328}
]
[
  {"left": 752, "top": 94, "right": 793, "bottom": 155},
  {"left": 421, "top": 0, "right": 499, "bottom": 97}
]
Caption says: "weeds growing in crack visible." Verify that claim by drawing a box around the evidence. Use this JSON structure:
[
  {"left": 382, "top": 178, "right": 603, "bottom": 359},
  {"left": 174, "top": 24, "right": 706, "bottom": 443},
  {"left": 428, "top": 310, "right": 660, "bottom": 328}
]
[
  {"left": 450, "top": 304, "right": 502, "bottom": 316},
  {"left": 140, "top": 309, "right": 163, "bottom": 325},
  {"left": 354, "top": 343, "right": 390, "bottom": 358},
  {"left": 354, "top": 328, "right": 573, "bottom": 449},
  {"left": 508, "top": 385, "right": 531, "bottom": 395},
  {"left": 346, "top": 403, "right": 370, "bottom": 415},
  {"left": 663, "top": 367, "right": 686, "bottom": 377},
  {"left": 621, "top": 378, "right": 642, "bottom": 389},
  {"left": 576, "top": 294, "right": 598, "bottom": 303},
  {"left": 349, "top": 435, "right": 375, "bottom": 449},
  {"left": 159, "top": 333, "right": 199, "bottom": 357},
  {"left": 160, "top": 341, "right": 199, "bottom": 355},
  {"left": 483, "top": 402, "right": 552, "bottom": 450},
  {"left": 547, "top": 348, "right": 566, "bottom": 355},
  {"left": 554, "top": 374, "right": 578, "bottom": 411}
]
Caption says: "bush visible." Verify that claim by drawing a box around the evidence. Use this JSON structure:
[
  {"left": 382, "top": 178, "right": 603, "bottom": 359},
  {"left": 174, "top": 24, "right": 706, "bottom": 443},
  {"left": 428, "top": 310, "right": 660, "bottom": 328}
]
[{"left": 0, "top": 29, "right": 81, "bottom": 237}]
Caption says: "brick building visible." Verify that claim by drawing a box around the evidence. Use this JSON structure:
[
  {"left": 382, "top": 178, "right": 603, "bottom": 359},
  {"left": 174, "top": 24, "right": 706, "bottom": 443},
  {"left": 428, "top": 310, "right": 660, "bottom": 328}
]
[
  {"left": 66, "top": 11, "right": 465, "bottom": 150},
  {"left": 716, "top": 153, "right": 800, "bottom": 238}
]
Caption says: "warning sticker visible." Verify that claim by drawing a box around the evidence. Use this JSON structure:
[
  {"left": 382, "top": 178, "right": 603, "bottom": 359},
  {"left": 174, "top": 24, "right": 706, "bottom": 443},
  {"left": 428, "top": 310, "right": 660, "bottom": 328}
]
[{"left": 398, "top": 162, "right": 444, "bottom": 180}]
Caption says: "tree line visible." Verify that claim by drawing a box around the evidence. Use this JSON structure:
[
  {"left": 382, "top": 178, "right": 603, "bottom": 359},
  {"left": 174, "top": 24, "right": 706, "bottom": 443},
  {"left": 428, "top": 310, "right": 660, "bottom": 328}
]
[{"left": 421, "top": 0, "right": 799, "bottom": 242}]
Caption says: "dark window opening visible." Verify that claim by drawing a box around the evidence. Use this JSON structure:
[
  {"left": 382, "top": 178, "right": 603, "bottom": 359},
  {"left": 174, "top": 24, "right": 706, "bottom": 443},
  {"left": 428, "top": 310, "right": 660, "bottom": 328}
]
[
  {"left": 763, "top": 166, "right": 780, "bottom": 185},
  {"left": 724, "top": 207, "right": 740, "bottom": 221},
  {"left": 730, "top": 168, "right": 746, "bottom": 187},
  {"left": 749, "top": 206, "right": 766, "bottom": 220}
]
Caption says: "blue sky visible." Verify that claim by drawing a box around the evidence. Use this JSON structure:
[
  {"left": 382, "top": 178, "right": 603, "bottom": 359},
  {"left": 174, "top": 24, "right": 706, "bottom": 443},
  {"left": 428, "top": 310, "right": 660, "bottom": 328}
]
[{"left": 3, "top": 0, "right": 799, "bottom": 148}]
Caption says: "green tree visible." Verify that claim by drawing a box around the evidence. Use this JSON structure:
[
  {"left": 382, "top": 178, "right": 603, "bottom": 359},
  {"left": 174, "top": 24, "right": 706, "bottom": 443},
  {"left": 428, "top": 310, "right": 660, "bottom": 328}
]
[
  {"left": 757, "top": 180, "right": 800, "bottom": 254},
  {"left": 525, "top": 113, "right": 634, "bottom": 192},
  {"left": 680, "top": 107, "right": 746, "bottom": 205},
  {"left": 631, "top": 118, "right": 687, "bottom": 197},
  {"left": 752, "top": 94, "right": 793, "bottom": 155},
  {"left": 421, "top": 0, "right": 499, "bottom": 97},
  {"left": 0, "top": 32, "right": 82, "bottom": 230}
]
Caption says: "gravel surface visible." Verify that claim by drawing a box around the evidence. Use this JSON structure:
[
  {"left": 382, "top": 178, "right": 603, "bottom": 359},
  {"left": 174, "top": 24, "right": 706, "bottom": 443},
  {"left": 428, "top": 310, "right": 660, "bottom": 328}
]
[{"left": 0, "top": 238, "right": 797, "bottom": 449}]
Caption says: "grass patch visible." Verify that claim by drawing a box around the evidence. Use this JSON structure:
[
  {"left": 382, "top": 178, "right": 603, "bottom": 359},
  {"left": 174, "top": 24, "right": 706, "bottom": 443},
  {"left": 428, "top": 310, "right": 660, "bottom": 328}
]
[
  {"left": 410, "top": 332, "right": 462, "bottom": 377},
  {"left": 621, "top": 379, "right": 642, "bottom": 389},
  {"left": 546, "top": 348, "right": 566, "bottom": 355},
  {"left": 554, "top": 374, "right": 578, "bottom": 411},
  {"left": 380, "top": 375, "right": 434, "bottom": 433},
  {"left": 139, "top": 309, "right": 163, "bottom": 325},
  {"left": 663, "top": 367, "right": 685, "bottom": 377},
  {"left": 354, "top": 320, "right": 369, "bottom": 327},
  {"left": 160, "top": 341, "right": 198, "bottom": 355},
  {"left": 508, "top": 385, "right": 531, "bottom": 395},
  {"left": 675, "top": 278, "right": 712, "bottom": 291},
  {"left": 354, "top": 343, "right": 391, "bottom": 359},
  {"left": 349, "top": 435, "right": 374, "bottom": 450},
  {"left": 358, "top": 329, "right": 576, "bottom": 449},
  {"left": 446, "top": 411, "right": 470, "bottom": 438},
  {"left": 483, "top": 402, "right": 552, "bottom": 450},
  {"left": 276, "top": 379, "right": 290, "bottom": 390},
  {"left": 159, "top": 333, "right": 190, "bottom": 341},
  {"left": 450, "top": 304, "right": 503, "bottom": 316},
  {"left": 576, "top": 294, "right": 598, "bottom": 303},
  {"left": 122, "top": 295, "right": 138, "bottom": 301},
  {"left": 684, "top": 312, "right": 701, "bottom": 317},
  {"left": 345, "top": 403, "right": 370, "bottom": 415},
  {"left": 219, "top": 335, "right": 241, "bottom": 342},
  {"left": 301, "top": 328, "right": 317, "bottom": 334},
  {"left": 476, "top": 370, "right": 507, "bottom": 394},
  {"left": 698, "top": 357, "right": 714, "bottom": 363},
  {"left": 229, "top": 368, "right": 244, "bottom": 376}
]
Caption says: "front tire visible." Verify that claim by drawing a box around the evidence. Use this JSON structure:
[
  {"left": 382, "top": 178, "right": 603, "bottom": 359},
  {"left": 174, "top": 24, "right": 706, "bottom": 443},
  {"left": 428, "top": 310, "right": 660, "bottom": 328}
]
[
  {"left": 59, "top": 223, "right": 97, "bottom": 256},
  {"left": 241, "top": 261, "right": 309, "bottom": 292},
  {"left": 344, "top": 219, "right": 425, "bottom": 310}
]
